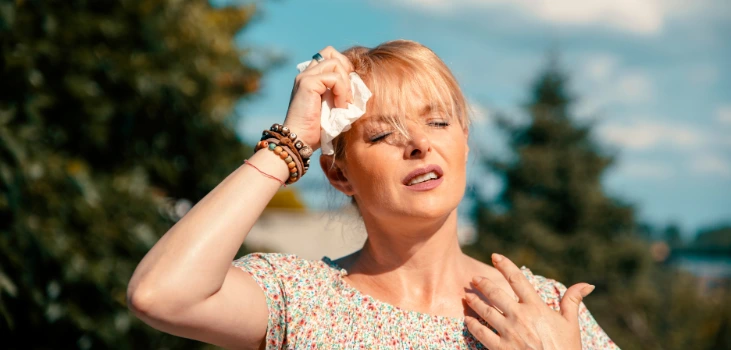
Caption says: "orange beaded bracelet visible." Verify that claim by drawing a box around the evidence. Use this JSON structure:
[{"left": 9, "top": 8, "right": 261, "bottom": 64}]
[{"left": 255, "top": 139, "right": 302, "bottom": 185}]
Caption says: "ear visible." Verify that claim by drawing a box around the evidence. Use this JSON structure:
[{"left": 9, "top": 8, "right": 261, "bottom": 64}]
[{"left": 320, "top": 154, "right": 355, "bottom": 196}]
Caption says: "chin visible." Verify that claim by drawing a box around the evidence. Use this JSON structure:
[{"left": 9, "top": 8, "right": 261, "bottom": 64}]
[{"left": 399, "top": 192, "right": 462, "bottom": 220}]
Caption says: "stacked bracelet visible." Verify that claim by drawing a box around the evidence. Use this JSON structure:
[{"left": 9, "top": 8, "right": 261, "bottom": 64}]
[
  {"left": 254, "top": 123, "right": 313, "bottom": 185},
  {"left": 255, "top": 140, "right": 300, "bottom": 184}
]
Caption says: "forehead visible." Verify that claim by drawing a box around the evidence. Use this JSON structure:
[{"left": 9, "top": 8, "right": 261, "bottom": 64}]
[
  {"left": 346, "top": 53, "right": 466, "bottom": 135},
  {"left": 359, "top": 80, "right": 454, "bottom": 125}
]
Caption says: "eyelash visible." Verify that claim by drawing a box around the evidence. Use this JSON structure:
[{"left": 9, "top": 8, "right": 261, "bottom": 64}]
[
  {"left": 370, "top": 132, "right": 392, "bottom": 143},
  {"left": 369, "top": 121, "right": 450, "bottom": 143},
  {"left": 429, "top": 121, "right": 451, "bottom": 128}
]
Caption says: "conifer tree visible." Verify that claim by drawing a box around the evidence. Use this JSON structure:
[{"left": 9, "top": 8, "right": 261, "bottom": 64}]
[
  {"left": 466, "top": 58, "right": 728, "bottom": 350},
  {"left": 0, "top": 1, "right": 266, "bottom": 348}
]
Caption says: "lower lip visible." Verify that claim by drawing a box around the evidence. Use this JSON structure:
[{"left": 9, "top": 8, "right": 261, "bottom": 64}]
[{"left": 405, "top": 177, "right": 444, "bottom": 191}]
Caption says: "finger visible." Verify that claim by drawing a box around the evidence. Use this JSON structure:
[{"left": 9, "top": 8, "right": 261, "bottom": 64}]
[
  {"left": 298, "top": 58, "right": 352, "bottom": 103},
  {"left": 300, "top": 58, "right": 349, "bottom": 81},
  {"left": 319, "top": 46, "right": 355, "bottom": 72},
  {"left": 470, "top": 276, "right": 518, "bottom": 317},
  {"left": 304, "top": 46, "right": 354, "bottom": 74},
  {"left": 465, "top": 315, "right": 501, "bottom": 348},
  {"left": 466, "top": 287, "right": 509, "bottom": 332},
  {"left": 560, "top": 283, "right": 594, "bottom": 325},
  {"left": 491, "top": 253, "right": 542, "bottom": 304},
  {"left": 297, "top": 73, "right": 350, "bottom": 108}
]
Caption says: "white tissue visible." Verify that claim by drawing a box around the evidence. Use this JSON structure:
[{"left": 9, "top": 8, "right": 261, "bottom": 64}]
[{"left": 296, "top": 60, "right": 372, "bottom": 155}]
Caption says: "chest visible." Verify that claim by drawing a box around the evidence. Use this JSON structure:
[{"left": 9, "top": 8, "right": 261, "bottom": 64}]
[{"left": 281, "top": 289, "right": 488, "bottom": 350}]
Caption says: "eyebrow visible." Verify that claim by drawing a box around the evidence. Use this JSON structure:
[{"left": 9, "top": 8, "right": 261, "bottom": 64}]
[{"left": 371, "top": 105, "right": 434, "bottom": 121}]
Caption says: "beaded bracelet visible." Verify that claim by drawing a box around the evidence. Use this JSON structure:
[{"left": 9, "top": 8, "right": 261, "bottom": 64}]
[
  {"left": 262, "top": 123, "right": 313, "bottom": 169},
  {"left": 255, "top": 139, "right": 302, "bottom": 184},
  {"left": 262, "top": 131, "right": 310, "bottom": 176}
]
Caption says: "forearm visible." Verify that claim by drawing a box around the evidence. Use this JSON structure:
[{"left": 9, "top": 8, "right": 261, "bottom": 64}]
[{"left": 128, "top": 148, "right": 288, "bottom": 305}]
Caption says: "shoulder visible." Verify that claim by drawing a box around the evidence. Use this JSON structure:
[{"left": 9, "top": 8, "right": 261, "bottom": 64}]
[
  {"left": 232, "top": 252, "right": 337, "bottom": 284},
  {"left": 233, "top": 252, "right": 314, "bottom": 273}
]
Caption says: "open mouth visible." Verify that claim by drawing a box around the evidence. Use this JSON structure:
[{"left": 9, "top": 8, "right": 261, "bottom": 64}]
[
  {"left": 407, "top": 171, "right": 440, "bottom": 186},
  {"left": 403, "top": 165, "right": 444, "bottom": 187}
]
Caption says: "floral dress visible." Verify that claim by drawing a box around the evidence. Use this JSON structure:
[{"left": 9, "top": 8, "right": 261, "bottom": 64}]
[{"left": 232, "top": 253, "right": 619, "bottom": 349}]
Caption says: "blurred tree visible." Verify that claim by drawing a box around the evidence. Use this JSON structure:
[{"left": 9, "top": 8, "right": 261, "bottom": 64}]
[
  {"left": 0, "top": 0, "right": 273, "bottom": 348},
  {"left": 466, "top": 57, "right": 729, "bottom": 350},
  {"left": 691, "top": 224, "right": 731, "bottom": 252},
  {"left": 662, "top": 224, "right": 684, "bottom": 250}
]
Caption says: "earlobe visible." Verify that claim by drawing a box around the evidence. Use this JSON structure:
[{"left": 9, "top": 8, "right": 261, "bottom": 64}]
[{"left": 319, "top": 155, "right": 355, "bottom": 196}]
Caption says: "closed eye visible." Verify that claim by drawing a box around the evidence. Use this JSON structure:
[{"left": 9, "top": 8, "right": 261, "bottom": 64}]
[
  {"left": 429, "top": 121, "right": 450, "bottom": 128},
  {"left": 370, "top": 132, "right": 392, "bottom": 143}
]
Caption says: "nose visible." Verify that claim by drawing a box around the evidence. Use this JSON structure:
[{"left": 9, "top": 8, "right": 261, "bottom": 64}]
[{"left": 403, "top": 126, "right": 431, "bottom": 159}]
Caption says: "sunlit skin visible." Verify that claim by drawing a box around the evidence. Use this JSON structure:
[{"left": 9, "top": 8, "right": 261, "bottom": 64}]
[
  {"left": 323, "top": 107, "right": 594, "bottom": 348},
  {"left": 127, "top": 44, "right": 596, "bottom": 350},
  {"left": 338, "top": 108, "right": 469, "bottom": 221},
  {"left": 320, "top": 103, "right": 504, "bottom": 319},
  {"left": 314, "top": 46, "right": 594, "bottom": 348}
]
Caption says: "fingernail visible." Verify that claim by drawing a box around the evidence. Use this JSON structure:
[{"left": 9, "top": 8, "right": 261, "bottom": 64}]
[
  {"left": 472, "top": 276, "right": 484, "bottom": 285},
  {"left": 465, "top": 294, "right": 476, "bottom": 303},
  {"left": 580, "top": 285, "right": 596, "bottom": 297},
  {"left": 492, "top": 253, "right": 504, "bottom": 263}
]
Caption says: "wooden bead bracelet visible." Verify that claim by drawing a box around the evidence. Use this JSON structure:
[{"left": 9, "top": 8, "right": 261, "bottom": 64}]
[
  {"left": 261, "top": 123, "right": 313, "bottom": 169},
  {"left": 255, "top": 139, "right": 302, "bottom": 184}
]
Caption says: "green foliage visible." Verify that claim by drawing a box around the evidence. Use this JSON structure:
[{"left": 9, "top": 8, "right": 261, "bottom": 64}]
[
  {"left": 466, "top": 57, "right": 729, "bottom": 350},
  {"left": 691, "top": 224, "right": 731, "bottom": 252},
  {"left": 0, "top": 0, "right": 265, "bottom": 348}
]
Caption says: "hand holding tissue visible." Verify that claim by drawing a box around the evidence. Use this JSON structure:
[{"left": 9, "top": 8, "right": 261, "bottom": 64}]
[{"left": 296, "top": 60, "right": 372, "bottom": 156}]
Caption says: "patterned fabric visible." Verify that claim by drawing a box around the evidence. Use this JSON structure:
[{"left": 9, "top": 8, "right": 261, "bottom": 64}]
[{"left": 232, "top": 253, "right": 619, "bottom": 349}]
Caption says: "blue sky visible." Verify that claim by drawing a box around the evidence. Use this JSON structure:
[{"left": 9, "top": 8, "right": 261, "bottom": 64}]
[{"left": 226, "top": 0, "right": 730, "bottom": 238}]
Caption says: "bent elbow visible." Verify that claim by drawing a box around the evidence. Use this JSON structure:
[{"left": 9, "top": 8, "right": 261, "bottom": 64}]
[
  {"left": 127, "top": 286, "right": 159, "bottom": 318},
  {"left": 127, "top": 284, "right": 197, "bottom": 324}
]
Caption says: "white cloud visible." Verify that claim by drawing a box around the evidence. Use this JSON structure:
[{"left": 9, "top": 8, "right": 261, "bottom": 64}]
[
  {"left": 598, "top": 121, "right": 701, "bottom": 150},
  {"left": 716, "top": 105, "right": 731, "bottom": 125},
  {"left": 691, "top": 154, "right": 731, "bottom": 177},
  {"left": 391, "top": 0, "right": 666, "bottom": 34},
  {"left": 583, "top": 54, "right": 619, "bottom": 81},
  {"left": 533, "top": 0, "right": 663, "bottom": 34},
  {"left": 614, "top": 72, "right": 655, "bottom": 103},
  {"left": 575, "top": 68, "right": 656, "bottom": 117}
]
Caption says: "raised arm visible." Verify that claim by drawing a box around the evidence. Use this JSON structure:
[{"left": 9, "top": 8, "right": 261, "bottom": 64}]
[{"left": 126, "top": 46, "right": 354, "bottom": 349}]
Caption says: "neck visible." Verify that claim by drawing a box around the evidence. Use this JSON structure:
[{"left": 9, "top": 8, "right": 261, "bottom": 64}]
[{"left": 349, "top": 209, "right": 468, "bottom": 305}]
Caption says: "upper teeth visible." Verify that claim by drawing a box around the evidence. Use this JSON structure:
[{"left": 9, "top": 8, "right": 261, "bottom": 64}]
[{"left": 408, "top": 171, "right": 438, "bottom": 185}]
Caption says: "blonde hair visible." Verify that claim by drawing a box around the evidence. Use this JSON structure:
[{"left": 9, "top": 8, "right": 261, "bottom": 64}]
[{"left": 332, "top": 40, "right": 470, "bottom": 160}]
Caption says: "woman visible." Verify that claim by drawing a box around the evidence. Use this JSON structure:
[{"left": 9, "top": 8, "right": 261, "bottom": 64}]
[{"left": 127, "top": 40, "right": 618, "bottom": 349}]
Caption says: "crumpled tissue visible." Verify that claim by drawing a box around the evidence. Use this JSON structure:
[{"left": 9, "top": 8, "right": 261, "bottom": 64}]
[{"left": 296, "top": 60, "right": 372, "bottom": 155}]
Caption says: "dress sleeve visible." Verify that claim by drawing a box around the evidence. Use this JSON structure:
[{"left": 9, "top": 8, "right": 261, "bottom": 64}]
[
  {"left": 523, "top": 269, "right": 620, "bottom": 350},
  {"left": 231, "top": 253, "right": 290, "bottom": 350}
]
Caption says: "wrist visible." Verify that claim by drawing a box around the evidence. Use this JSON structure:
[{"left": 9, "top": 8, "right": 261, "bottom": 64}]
[
  {"left": 250, "top": 148, "right": 290, "bottom": 178},
  {"left": 282, "top": 122, "right": 320, "bottom": 150},
  {"left": 259, "top": 123, "right": 313, "bottom": 183}
]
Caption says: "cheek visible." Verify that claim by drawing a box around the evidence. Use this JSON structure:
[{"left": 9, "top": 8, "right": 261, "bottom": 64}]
[
  {"left": 344, "top": 146, "right": 399, "bottom": 198},
  {"left": 349, "top": 149, "right": 392, "bottom": 183},
  {"left": 437, "top": 130, "right": 468, "bottom": 163}
]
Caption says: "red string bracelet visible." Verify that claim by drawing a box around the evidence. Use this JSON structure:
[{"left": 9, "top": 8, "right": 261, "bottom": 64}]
[{"left": 243, "top": 159, "right": 286, "bottom": 187}]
